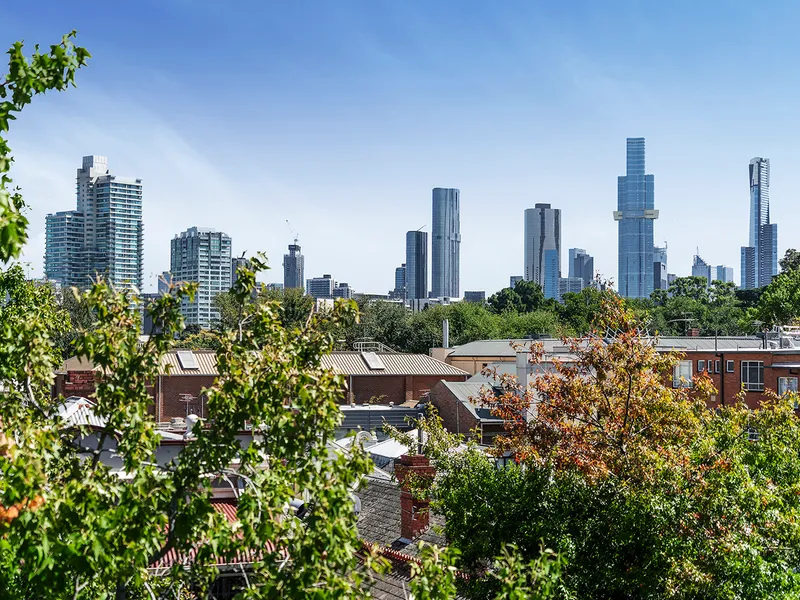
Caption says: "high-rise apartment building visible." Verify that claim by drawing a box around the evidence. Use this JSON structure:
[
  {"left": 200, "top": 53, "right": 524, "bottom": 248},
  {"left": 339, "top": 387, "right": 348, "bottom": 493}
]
[
  {"left": 283, "top": 242, "right": 304, "bottom": 291},
  {"left": 741, "top": 158, "right": 778, "bottom": 289},
  {"left": 170, "top": 227, "right": 232, "bottom": 329},
  {"left": 45, "top": 156, "right": 143, "bottom": 290},
  {"left": 333, "top": 282, "right": 354, "bottom": 299},
  {"left": 510, "top": 275, "right": 523, "bottom": 289},
  {"left": 431, "top": 188, "right": 460, "bottom": 298},
  {"left": 568, "top": 248, "right": 594, "bottom": 287},
  {"left": 406, "top": 230, "right": 428, "bottom": 300},
  {"left": 307, "top": 274, "right": 335, "bottom": 299},
  {"left": 524, "top": 204, "right": 561, "bottom": 289},
  {"left": 463, "top": 291, "right": 486, "bottom": 303},
  {"left": 615, "top": 138, "right": 658, "bottom": 299}
]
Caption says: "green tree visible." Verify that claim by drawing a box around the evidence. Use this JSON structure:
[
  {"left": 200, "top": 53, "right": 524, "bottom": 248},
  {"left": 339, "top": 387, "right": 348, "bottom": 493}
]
[
  {"left": 426, "top": 295, "right": 800, "bottom": 599},
  {"left": 780, "top": 248, "right": 800, "bottom": 273},
  {"left": 487, "top": 287, "right": 523, "bottom": 314},
  {"left": 756, "top": 268, "right": 800, "bottom": 327}
]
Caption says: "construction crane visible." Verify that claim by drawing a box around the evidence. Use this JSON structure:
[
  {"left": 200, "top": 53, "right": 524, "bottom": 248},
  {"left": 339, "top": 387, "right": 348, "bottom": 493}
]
[{"left": 285, "top": 219, "right": 299, "bottom": 245}]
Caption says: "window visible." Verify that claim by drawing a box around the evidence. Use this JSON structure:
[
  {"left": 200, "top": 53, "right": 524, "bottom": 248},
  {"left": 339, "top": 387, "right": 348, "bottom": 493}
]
[
  {"left": 697, "top": 360, "right": 705, "bottom": 372},
  {"left": 714, "top": 360, "right": 720, "bottom": 374},
  {"left": 673, "top": 360, "right": 693, "bottom": 388},
  {"left": 741, "top": 361, "right": 764, "bottom": 392},
  {"left": 726, "top": 360, "right": 735, "bottom": 373},
  {"left": 778, "top": 377, "right": 798, "bottom": 396}
]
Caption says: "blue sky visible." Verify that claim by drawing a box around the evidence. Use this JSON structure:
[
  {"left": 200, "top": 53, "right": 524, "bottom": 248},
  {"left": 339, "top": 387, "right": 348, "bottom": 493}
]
[{"left": 4, "top": 1, "right": 800, "bottom": 294}]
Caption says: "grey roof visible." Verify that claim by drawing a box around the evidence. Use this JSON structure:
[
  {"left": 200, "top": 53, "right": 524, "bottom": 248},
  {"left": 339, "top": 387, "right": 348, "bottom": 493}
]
[
  {"left": 439, "top": 382, "right": 503, "bottom": 422},
  {"left": 322, "top": 352, "right": 468, "bottom": 377},
  {"left": 340, "top": 405, "right": 422, "bottom": 432},
  {"left": 356, "top": 476, "right": 445, "bottom": 557},
  {"left": 57, "top": 396, "right": 106, "bottom": 428},
  {"left": 447, "top": 336, "right": 765, "bottom": 358}
]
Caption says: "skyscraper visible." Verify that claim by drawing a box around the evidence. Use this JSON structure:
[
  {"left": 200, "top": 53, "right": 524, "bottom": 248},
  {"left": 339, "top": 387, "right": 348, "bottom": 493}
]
[
  {"left": 283, "top": 242, "right": 304, "bottom": 290},
  {"left": 741, "top": 158, "right": 777, "bottom": 289},
  {"left": 569, "top": 248, "right": 594, "bottom": 287},
  {"left": 406, "top": 230, "right": 428, "bottom": 300},
  {"left": 615, "top": 138, "right": 658, "bottom": 299},
  {"left": 715, "top": 265, "right": 735, "bottom": 284},
  {"left": 524, "top": 204, "right": 561, "bottom": 289},
  {"left": 45, "top": 156, "right": 143, "bottom": 290},
  {"left": 692, "top": 253, "right": 712, "bottom": 286},
  {"left": 230, "top": 256, "right": 250, "bottom": 287},
  {"left": 307, "top": 274, "right": 335, "bottom": 299},
  {"left": 543, "top": 249, "right": 560, "bottom": 300},
  {"left": 431, "top": 188, "right": 460, "bottom": 298},
  {"left": 170, "top": 227, "right": 232, "bottom": 329}
]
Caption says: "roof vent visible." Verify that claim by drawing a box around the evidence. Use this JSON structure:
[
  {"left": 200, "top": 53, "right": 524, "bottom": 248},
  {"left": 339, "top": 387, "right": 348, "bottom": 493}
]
[
  {"left": 176, "top": 350, "right": 199, "bottom": 370},
  {"left": 360, "top": 351, "right": 385, "bottom": 371}
]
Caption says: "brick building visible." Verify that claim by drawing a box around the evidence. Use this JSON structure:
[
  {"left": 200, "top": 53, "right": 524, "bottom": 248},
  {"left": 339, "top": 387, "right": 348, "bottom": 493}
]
[
  {"left": 428, "top": 381, "right": 505, "bottom": 444},
  {"left": 320, "top": 351, "right": 469, "bottom": 405},
  {"left": 55, "top": 349, "right": 469, "bottom": 421}
]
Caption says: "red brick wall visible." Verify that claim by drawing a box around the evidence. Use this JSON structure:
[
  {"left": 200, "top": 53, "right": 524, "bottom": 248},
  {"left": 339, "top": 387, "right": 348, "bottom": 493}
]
[
  {"left": 429, "top": 380, "right": 479, "bottom": 437},
  {"left": 671, "top": 350, "right": 800, "bottom": 409},
  {"left": 157, "top": 375, "right": 217, "bottom": 421},
  {"left": 55, "top": 370, "right": 98, "bottom": 399},
  {"left": 347, "top": 374, "right": 469, "bottom": 405}
]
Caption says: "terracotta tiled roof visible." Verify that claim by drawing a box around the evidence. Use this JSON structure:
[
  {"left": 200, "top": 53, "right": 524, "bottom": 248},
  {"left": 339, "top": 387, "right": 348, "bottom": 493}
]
[{"left": 149, "top": 501, "right": 276, "bottom": 570}]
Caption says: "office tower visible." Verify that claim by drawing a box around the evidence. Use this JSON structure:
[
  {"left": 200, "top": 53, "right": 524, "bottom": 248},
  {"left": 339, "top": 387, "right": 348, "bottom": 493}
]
[
  {"left": 524, "top": 204, "right": 561, "bottom": 288},
  {"left": 170, "top": 227, "right": 232, "bottom": 329},
  {"left": 557, "top": 277, "right": 584, "bottom": 302},
  {"left": 667, "top": 273, "right": 677, "bottom": 286},
  {"left": 692, "top": 253, "right": 712, "bottom": 286},
  {"left": 307, "top": 274, "right": 335, "bottom": 299},
  {"left": 569, "top": 248, "right": 594, "bottom": 287},
  {"left": 45, "top": 156, "right": 143, "bottom": 291},
  {"left": 333, "top": 282, "right": 354, "bottom": 299},
  {"left": 231, "top": 257, "right": 250, "bottom": 287},
  {"left": 510, "top": 275, "right": 523, "bottom": 289},
  {"left": 615, "top": 138, "right": 658, "bottom": 298},
  {"left": 266, "top": 283, "right": 284, "bottom": 292},
  {"left": 44, "top": 210, "right": 84, "bottom": 287},
  {"left": 431, "top": 188, "right": 460, "bottom": 298},
  {"left": 406, "top": 230, "right": 428, "bottom": 300},
  {"left": 463, "top": 291, "right": 486, "bottom": 303},
  {"left": 741, "top": 157, "right": 778, "bottom": 289},
  {"left": 283, "top": 242, "right": 304, "bottom": 290},
  {"left": 543, "top": 248, "right": 560, "bottom": 300},
  {"left": 393, "top": 263, "right": 407, "bottom": 299},
  {"left": 653, "top": 244, "right": 668, "bottom": 291},
  {"left": 715, "top": 265, "right": 735, "bottom": 284}
]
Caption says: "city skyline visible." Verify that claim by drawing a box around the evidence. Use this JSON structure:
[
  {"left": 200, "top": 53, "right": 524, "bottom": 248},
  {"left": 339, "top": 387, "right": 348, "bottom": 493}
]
[{"left": 8, "top": 2, "right": 799, "bottom": 294}]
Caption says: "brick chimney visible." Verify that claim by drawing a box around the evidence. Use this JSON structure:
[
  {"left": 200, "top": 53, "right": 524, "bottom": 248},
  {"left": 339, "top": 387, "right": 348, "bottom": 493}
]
[{"left": 394, "top": 454, "right": 435, "bottom": 541}]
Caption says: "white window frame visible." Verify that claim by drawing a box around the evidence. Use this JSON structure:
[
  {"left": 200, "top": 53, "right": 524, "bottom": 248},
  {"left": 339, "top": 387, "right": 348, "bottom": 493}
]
[
  {"left": 673, "top": 360, "right": 693, "bottom": 388},
  {"left": 778, "top": 376, "right": 798, "bottom": 397},
  {"left": 741, "top": 361, "right": 764, "bottom": 392},
  {"left": 714, "top": 360, "right": 720, "bottom": 374},
  {"left": 697, "top": 360, "right": 705, "bottom": 372},
  {"left": 726, "top": 360, "right": 735, "bottom": 373}
]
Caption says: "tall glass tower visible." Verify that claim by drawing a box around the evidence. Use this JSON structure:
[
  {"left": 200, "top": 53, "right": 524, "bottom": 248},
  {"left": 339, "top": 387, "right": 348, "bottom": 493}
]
[
  {"left": 431, "top": 188, "right": 460, "bottom": 298},
  {"left": 283, "top": 242, "right": 304, "bottom": 290},
  {"left": 406, "top": 230, "right": 428, "bottom": 300},
  {"left": 741, "top": 157, "right": 777, "bottom": 289},
  {"left": 524, "top": 204, "right": 561, "bottom": 288},
  {"left": 615, "top": 138, "right": 658, "bottom": 299}
]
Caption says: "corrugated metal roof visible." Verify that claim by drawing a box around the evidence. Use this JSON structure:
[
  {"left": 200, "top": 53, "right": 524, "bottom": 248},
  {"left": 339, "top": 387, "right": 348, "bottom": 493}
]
[
  {"left": 321, "top": 352, "right": 468, "bottom": 376},
  {"left": 160, "top": 350, "right": 218, "bottom": 375},
  {"left": 57, "top": 396, "right": 107, "bottom": 429}
]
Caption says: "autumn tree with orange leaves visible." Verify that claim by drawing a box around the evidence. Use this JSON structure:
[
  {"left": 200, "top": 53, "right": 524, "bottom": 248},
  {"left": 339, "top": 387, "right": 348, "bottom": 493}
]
[{"left": 427, "top": 294, "right": 800, "bottom": 599}]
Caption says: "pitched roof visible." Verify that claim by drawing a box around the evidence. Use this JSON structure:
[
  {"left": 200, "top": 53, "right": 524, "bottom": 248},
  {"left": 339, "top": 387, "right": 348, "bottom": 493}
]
[
  {"left": 438, "top": 382, "right": 503, "bottom": 422},
  {"left": 160, "top": 349, "right": 219, "bottom": 375},
  {"left": 356, "top": 477, "right": 445, "bottom": 558},
  {"left": 322, "top": 352, "right": 468, "bottom": 377}
]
